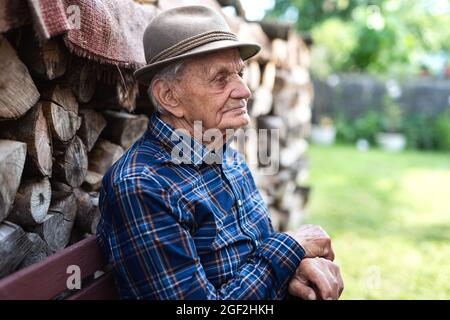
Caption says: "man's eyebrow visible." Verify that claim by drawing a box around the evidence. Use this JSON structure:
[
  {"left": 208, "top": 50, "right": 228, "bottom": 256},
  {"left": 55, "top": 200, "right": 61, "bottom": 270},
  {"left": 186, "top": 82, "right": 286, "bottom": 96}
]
[{"left": 207, "top": 63, "right": 245, "bottom": 78}]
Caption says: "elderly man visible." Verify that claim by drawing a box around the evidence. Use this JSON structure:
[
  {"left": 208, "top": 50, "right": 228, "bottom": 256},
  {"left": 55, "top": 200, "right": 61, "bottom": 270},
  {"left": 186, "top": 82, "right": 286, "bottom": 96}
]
[{"left": 97, "top": 5, "right": 343, "bottom": 300}]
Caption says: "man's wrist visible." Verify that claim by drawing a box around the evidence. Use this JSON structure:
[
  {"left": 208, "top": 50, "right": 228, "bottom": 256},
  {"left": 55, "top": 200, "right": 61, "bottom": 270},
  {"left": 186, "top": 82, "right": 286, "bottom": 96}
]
[{"left": 283, "top": 231, "right": 307, "bottom": 258}]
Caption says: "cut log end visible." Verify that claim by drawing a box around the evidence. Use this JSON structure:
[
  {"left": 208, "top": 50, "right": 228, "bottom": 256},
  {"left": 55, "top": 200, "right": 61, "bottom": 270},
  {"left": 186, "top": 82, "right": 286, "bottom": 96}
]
[
  {"left": 0, "top": 140, "right": 27, "bottom": 223},
  {"left": 7, "top": 177, "right": 51, "bottom": 227}
]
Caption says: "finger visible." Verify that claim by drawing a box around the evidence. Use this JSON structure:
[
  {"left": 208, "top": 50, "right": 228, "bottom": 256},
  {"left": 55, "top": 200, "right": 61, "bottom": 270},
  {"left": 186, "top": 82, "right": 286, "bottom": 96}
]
[
  {"left": 289, "top": 277, "right": 317, "bottom": 300},
  {"left": 335, "top": 266, "right": 345, "bottom": 297},
  {"left": 322, "top": 264, "right": 340, "bottom": 300},
  {"left": 324, "top": 246, "right": 335, "bottom": 261},
  {"left": 328, "top": 262, "right": 344, "bottom": 298},
  {"left": 303, "top": 262, "right": 336, "bottom": 300}
]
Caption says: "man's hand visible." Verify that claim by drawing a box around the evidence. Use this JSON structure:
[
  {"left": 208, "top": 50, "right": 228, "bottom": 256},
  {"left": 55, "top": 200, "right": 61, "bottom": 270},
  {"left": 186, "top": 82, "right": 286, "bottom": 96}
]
[
  {"left": 288, "top": 257, "right": 344, "bottom": 300},
  {"left": 285, "top": 224, "right": 334, "bottom": 260}
]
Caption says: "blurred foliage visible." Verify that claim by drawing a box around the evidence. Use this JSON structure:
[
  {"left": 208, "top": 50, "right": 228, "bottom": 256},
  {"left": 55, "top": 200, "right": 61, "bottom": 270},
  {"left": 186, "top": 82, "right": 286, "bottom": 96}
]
[
  {"left": 402, "top": 114, "right": 437, "bottom": 150},
  {"left": 381, "top": 95, "right": 403, "bottom": 133},
  {"left": 433, "top": 109, "right": 450, "bottom": 150},
  {"left": 266, "top": 0, "right": 450, "bottom": 77},
  {"left": 335, "top": 110, "right": 382, "bottom": 144},
  {"left": 335, "top": 107, "right": 450, "bottom": 151}
]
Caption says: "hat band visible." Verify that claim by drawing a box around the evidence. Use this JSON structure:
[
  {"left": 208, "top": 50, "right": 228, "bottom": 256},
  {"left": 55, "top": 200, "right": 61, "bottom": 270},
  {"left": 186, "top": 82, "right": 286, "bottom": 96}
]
[{"left": 149, "top": 30, "right": 238, "bottom": 64}]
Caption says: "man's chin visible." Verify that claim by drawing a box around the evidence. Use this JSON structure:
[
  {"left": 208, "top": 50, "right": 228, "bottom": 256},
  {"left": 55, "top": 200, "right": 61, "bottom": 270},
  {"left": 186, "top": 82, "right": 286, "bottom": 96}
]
[{"left": 227, "top": 114, "right": 250, "bottom": 130}]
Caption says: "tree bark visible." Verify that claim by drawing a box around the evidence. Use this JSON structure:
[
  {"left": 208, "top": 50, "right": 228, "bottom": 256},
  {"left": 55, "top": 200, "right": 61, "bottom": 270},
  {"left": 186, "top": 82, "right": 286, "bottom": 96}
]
[
  {"left": 53, "top": 136, "right": 88, "bottom": 188},
  {"left": 33, "top": 194, "right": 77, "bottom": 253},
  {"left": 19, "top": 34, "right": 67, "bottom": 80},
  {"left": 0, "top": 140, "right": 27, "bottom": 223},
  {"left": 18, "top": 232, "right": 51, "bottom": 269},
  {"left": 7, "top": 177, "right": 51, "bottom": 227},
  {"left": 0, "top": 35, "right": 40, "bottom": 120},
  {"left": 78, "top": 109, "right": 107, "bottom": 152},
  {"left": 101, "top": 110, "right": 148, "bottom": 149},
  {"left": 0, "top": 221, "right": 32, "bottom": 278},
  {"left": 73, "top": 189, "right": 100, "bottom": 234},
  {"left": 90, "top": 72, "right": 139, "bottom": 112},
  {"left": 82, "top": 170, "right": 103, "bottom": 192},
  {"left": 88, "top": 139, "right": 124, "bottom": 175},
  {"left": 66, "top": 58, "right": 97, "bottom": 103}
]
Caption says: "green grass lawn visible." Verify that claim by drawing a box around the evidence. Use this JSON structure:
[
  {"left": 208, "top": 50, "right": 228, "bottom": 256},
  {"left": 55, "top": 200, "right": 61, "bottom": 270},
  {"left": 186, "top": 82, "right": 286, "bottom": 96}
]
[{"left": 301, "top": 144, "right": 450, "bottom": 299}]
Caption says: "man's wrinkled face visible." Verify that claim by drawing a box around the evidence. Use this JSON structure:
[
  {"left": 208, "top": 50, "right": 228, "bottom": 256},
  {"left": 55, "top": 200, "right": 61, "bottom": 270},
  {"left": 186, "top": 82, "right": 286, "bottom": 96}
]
[{"left": 176, "top": 48, "right": 251, "bottom": 133}]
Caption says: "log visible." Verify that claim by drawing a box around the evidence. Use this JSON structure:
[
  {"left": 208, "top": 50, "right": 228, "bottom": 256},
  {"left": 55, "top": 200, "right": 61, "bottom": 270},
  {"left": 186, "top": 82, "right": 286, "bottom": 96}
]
[
  {"left": 7, "top": 178, "right": 51, "bottom": 227},
  {"left": 33, "top": 194, "right": 77, "bottom": 253},
  {"left": 243, "top": 60, "right": 261, "bottom": 92},
  {"left": 0, "top": 35, "right": 40, "bottom": 120},
  {"left": 82, "top": 170, "right": 103, "bottom": 192},
  {"left": 50, "top": 181, "right": 73, "bottom": 202},
  {"left": 116, "top": 71, "right": 139, "bottom": 112},
  {"left": 0, "top": 221, "right": 32, "bottom": 278},
  {"left": 0, "top": 0, "right": 30, "bottom": 33},
  {"left": 280, "top": 138, "right": 308, "bottom": 168},
  {"left": 257, "top": 116, "right": 287, "bottom": 142},
  {"left": 287, "top": 31, "right": 302, "bottom": 68},
  {"left": 0, "top": 103, "right": 53, "bottom": 176},
  {"left": 42, "top": 84, "right": 78, "bottom": 114},
  {"left": 41, "top": 85, "right": 81, "bottom": 143},
  {"left": 250, "top": 87, "right": 272, "bottom": 117},
  {"left": 101, "top": 110, "right": 148, "bottom": 149},
  {"left": 262, "top": 61, "right": 276, "bottom": 90},
  {"left": 271, "top": 39, "right": 289, "bottom": 69},
  {"left": 78, "top": 109, "right": 107, "bottom": 152},
  {"left": 0, "top": 140, "right": 27, "bottom": 223},
  {"left": 18, "top": 232, "right": 51, "bottom": 269},
  {"left": 42, "top": 101, "right": 81, "bottom": 143},
  {"left": 19, "top": 34, "right": 67, "bottom": 80},
  {"left": 258, "top": 20, "right": 293, "bottom": 40},
  {"left": 90, "top": 72, "right": 139, "bottom": 112},
  {"left": 66, "top": 59, "right": 97, "bottom": 103},
  {"left": 237, "top": 22, "right": 271, "bottom": 62},
  {"left": 73, "top": 189, "right": 100, "bottom": 234},
  {"left": 53, "top": 136, "right": 88, "bottom": 188},
  {"left": 88, "top": 139, "right": 124, "bottom": 175},
  {"left": 273, "top": 86, "right": 313, "bottom": 128}
]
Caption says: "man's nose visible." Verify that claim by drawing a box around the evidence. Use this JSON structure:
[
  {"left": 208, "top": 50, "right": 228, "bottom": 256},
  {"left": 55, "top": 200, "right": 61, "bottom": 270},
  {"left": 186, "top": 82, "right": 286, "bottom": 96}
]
[{"left": 230, "top": 76, "right": 252, "bottom": 100}]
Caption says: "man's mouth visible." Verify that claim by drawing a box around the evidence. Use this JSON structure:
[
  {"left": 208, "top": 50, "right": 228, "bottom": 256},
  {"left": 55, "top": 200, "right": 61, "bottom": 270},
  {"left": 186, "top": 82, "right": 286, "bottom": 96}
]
[{"left": 225, "top": 101, "right": 247, "bottom": 113}]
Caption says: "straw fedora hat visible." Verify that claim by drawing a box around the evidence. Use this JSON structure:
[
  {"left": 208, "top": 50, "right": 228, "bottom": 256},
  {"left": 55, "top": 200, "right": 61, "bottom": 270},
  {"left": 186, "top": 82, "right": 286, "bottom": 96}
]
[{"left": 133, "top": 5, "right": 261, "bottom": 85}]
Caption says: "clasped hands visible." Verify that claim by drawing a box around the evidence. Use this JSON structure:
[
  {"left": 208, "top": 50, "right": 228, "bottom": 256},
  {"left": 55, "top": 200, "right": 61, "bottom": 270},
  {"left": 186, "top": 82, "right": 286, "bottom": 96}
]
[{"left": 285, "top": 225, "right": 344, "bottom": 300}]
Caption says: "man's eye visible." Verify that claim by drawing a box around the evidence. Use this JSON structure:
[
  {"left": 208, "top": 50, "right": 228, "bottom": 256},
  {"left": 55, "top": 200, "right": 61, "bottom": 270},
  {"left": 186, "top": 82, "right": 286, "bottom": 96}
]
[
  {"left": 216, "top": 76, "right": 227, "bottom": 84},
  {"left": 238, "top": 70, "right": 244, "bottom": 78}
]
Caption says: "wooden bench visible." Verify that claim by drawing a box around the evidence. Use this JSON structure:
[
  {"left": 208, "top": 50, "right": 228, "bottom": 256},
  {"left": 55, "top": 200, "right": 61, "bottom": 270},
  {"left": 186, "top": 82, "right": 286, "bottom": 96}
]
[{"left": 0, "top": 235, "right": 119, "bottom": 300}]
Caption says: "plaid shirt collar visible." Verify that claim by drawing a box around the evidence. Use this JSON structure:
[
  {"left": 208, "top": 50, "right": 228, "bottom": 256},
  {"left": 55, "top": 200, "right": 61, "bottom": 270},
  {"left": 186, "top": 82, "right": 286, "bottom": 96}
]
[{"left": 147, "top": 112, "right": 232, "bottom": 167}]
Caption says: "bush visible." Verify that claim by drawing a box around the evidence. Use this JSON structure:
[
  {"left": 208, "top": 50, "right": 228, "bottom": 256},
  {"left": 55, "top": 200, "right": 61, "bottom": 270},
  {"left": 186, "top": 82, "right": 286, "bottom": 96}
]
[
  {"left": 335, "top": 112, "right": 357, "bottom": 143},
  {"left": 334, "top": 108, "right": 450, "bottom": 151},
  {"left": 402, "top": 109, "right": 450, "bottom": 151},
  {"left": 354, "top": 110, "right": 382, "bottom": 144},
  {"left": 335, "top": 110, "right": 382, "bottom": 144},
  {"left": 402, "top": 114, "right": 436, "bottom": 150},
  {"left": 434, "top": 110, "right": 450, "bottom": 151}
]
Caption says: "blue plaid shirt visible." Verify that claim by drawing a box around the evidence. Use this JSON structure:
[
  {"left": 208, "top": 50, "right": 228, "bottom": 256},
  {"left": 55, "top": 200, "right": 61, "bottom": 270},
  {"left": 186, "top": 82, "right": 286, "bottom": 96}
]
[{"left": 96, "top": 113, "right": 305, "bottom": 300}]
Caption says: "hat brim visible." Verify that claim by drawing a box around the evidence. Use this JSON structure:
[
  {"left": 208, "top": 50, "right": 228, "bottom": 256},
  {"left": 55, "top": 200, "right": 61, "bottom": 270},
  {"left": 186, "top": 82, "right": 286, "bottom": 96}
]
[{"left": 134, "top": 40, "right": 261, "bottom": 86}]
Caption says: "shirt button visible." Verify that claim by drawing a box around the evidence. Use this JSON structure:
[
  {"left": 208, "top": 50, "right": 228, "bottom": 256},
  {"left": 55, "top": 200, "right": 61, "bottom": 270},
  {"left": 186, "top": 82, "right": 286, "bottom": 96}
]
[{"left": 237, "top": 199, "right": 242, "bottom": 207}]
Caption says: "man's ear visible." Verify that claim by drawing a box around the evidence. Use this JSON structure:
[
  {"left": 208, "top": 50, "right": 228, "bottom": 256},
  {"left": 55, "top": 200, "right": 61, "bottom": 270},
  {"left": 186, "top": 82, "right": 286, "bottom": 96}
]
[{"left": 151, "top": 79, "right": 184, "bottom": 118}]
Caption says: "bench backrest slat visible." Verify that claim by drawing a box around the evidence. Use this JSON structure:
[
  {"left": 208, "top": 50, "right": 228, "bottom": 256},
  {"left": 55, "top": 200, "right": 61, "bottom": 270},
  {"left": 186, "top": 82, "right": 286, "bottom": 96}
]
[
  {"left": 67, "top": 272, "right": 118, "bottom": 300},
  {"left": 0, "top": 236, "right": 108, "bottom": 300}
]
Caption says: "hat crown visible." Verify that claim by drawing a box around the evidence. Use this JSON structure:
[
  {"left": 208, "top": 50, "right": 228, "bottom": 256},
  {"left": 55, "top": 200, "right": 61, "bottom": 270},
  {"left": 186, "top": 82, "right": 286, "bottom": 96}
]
[{"left": 143, "top": 6, "right": 232, "bottom": 64}]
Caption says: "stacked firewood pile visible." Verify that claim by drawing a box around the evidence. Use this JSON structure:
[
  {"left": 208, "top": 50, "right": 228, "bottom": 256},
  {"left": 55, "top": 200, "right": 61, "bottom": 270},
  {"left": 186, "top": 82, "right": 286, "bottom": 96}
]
[
  {"left": 0, "top": 30, "right": 150, "bottom": 278},
  {"left": 0, "top": 0, "right": 313, "bottom": 279}
]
